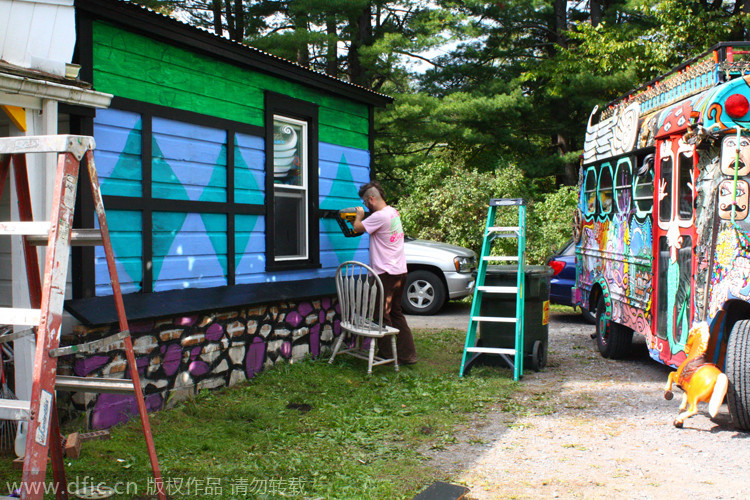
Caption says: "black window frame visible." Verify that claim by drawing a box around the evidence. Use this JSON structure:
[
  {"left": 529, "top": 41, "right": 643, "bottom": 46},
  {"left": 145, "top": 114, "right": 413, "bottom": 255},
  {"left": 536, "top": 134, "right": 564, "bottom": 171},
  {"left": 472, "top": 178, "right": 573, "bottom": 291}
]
[{"left": 264, "top": 92, "right": 320, "bottom": 271}]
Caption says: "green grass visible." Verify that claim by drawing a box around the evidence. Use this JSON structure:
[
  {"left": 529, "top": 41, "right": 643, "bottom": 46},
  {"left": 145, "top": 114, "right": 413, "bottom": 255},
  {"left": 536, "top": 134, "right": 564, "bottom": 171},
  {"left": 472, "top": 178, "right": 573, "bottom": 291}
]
[{"left": 1, "top": 328, "right": 518, "bottom": 499}]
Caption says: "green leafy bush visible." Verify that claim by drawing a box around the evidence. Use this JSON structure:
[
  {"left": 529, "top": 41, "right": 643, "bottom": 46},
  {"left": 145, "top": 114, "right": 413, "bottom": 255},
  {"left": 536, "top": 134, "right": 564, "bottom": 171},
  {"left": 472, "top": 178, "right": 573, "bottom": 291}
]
[{"left": 396, "top": 158, "right": 576, "bottom": 264}]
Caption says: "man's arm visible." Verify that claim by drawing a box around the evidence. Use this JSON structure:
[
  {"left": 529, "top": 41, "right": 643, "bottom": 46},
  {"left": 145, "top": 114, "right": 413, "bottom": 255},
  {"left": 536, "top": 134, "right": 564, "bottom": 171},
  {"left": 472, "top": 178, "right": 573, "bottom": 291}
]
[{"left": 352, "top": 206, "right": 367, "bottom": 234}]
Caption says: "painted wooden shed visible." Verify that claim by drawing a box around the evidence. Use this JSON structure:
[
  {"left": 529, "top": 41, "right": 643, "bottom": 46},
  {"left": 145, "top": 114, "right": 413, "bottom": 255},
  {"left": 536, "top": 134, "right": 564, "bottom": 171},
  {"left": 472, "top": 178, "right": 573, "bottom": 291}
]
[{"left": 3, "top": 0, "right": 391, "bottom": 429}]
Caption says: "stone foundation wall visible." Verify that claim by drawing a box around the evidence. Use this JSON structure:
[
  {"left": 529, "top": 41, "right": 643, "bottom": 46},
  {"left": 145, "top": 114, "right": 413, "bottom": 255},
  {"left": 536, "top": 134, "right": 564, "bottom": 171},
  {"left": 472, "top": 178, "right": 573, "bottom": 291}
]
[{"left": 60, "top": 297, "right": 341, "bottom": 429}]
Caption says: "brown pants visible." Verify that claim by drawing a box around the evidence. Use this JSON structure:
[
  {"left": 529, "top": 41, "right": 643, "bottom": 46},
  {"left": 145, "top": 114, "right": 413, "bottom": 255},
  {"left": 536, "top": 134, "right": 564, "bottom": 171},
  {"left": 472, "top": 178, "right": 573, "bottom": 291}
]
[{"left": 377, "top": 272, "right": 417, "bottom": 363}]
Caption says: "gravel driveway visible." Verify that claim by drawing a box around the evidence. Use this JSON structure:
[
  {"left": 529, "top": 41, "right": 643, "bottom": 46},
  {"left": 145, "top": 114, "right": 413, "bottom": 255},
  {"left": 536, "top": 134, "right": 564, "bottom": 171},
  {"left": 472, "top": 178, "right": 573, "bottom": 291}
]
[{"left": 413, "top": 307, "right": 750, "bottom": 499}]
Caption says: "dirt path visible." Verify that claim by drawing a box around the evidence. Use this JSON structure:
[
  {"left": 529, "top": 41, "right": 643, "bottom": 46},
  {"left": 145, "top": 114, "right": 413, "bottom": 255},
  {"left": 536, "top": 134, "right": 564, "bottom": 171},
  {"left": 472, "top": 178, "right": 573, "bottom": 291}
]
[{"left": 423, "top": 310, "right": 750, "bottom": 499}]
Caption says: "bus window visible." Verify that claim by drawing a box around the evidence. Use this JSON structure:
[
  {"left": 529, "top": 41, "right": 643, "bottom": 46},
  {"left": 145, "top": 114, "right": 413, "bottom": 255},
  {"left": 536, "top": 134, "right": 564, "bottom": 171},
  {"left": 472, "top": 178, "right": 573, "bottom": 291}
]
[
  {"left": 598, "top": 163, "right": 613, "bottom": 214},
  {"left": 614, "top": 158, "right": 632, "bottom": 213},
  {"left": 633, "top": 155, "right": 654, "bottom": 215},
  {"left": 677, "top": 152, "right": 693, "bottom": 219},
  {"left": 656, "top": 237, "right": 669, "bottom": 340},
  {"left": 675, "top": 236, "right": 693, "bottom": 345},
  {"left": 659, "top": 156, "right": 673, "bottom": 222},
  {"left": 584, "top": 167, "right": 597, "bottom": 215}
]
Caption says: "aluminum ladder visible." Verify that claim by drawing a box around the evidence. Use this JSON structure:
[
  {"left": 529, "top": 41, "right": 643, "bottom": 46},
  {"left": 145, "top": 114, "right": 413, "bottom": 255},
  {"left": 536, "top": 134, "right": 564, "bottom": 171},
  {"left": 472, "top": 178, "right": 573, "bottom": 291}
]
[
  {"left": 459, "top": 198, "right": 526, "bottom": 381},
  {"left": 0, "top": 135, "right": 165, "bottom": 500}
]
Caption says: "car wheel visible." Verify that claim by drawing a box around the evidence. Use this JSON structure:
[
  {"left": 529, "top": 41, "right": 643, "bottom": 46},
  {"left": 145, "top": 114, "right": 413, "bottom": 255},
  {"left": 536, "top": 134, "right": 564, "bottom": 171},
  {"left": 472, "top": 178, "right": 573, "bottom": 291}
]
[
  {"left": 727, "top": 320, "right": 750, "bottom": 430},
  {"left": 594, "top": 294, "right": 632, "bottom": 359},
  {"left": 402, "top": 270, "right": 446, "bottom": 315}
]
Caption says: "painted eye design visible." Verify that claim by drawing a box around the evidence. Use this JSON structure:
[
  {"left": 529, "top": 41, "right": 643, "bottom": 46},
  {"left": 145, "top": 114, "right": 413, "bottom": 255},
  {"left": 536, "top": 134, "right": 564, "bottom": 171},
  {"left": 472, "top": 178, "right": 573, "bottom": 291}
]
[{"left": 721, "top": 185, "right": 732, "bottom": 197}]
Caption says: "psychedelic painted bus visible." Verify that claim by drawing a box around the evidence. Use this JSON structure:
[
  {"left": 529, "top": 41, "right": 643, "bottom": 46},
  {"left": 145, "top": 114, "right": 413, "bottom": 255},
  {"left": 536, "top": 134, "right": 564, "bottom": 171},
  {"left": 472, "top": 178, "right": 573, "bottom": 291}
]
[{"left": 574, "top": 42, "right": 750, "bottom": 429}]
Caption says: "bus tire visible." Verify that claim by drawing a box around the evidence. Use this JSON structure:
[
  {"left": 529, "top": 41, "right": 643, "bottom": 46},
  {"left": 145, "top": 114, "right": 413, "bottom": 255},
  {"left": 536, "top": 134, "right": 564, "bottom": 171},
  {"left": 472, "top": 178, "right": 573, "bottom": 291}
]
[
  {"left": 595, "top": 295, "right": 632, "bottom": 359},
  {"left": 727, "top": 320, "right": 750, "bottom": 431}
]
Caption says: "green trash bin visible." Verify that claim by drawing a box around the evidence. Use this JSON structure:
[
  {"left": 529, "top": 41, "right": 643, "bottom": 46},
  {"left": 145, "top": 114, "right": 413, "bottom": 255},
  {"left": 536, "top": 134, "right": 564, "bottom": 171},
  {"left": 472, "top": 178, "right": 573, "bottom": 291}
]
[{"left": 476, "top": 265, "right": 553, "bottom": 372}]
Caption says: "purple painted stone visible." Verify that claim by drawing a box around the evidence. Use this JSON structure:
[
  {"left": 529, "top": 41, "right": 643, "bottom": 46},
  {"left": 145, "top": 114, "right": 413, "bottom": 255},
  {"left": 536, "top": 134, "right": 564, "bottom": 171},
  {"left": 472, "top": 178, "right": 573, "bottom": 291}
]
[
  {"left": 310, "top": 324, "right": 320, "bottom": 358},
  {"left": 286, "top": 311, "right": 302, "bottom": 327},
  {"left": 245, "top": 336, "right": 264, "bottom": 379},
  {"left": 334, "top": 319, "right": 341, "bottom": 335},
  {"left": 162, "top": 343, "right": 182, "bottom": 377},
  {"left": 91, "top": 393, "right": 163, "bottom": 430},
  {"left": 189, "top": 360, "right": 210, "bottom": 377},
  {"left": 335, "top": 302, "right": 341, "bottom": 314},
  {"left": 298, "top": 302, "right": 313, "bottom": 317},
  {"left": 175, "top": 316, "right": 198, "bottom": 327},
  {"left": 191, "top": 346, "right": 202, "bottom": 361},
  {"left": 130, "top": 321, "right": 155, "bottom": 334},
  {"left": 206, "top": 323, "right": 224, "bottom": 341},
  {"left": 322, "top": 297, "right": 331, "bottom": 310},
  {"left": 281, "top": 340, "right": 292, "bottom": 358},
  {"left": 319, "top": 310, "right": 325, "bottom": 324},
  {"left": 125, "top": 356, "right": 150, "bottom": 378},
  {"left": 73, "top": 355, "right": 110, "bottom": 377}
]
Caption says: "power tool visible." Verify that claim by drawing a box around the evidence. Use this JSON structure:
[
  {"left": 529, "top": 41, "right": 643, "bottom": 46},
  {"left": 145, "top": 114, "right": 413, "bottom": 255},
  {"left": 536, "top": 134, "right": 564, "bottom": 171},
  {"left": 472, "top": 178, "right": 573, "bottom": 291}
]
[{"left": 336, "top": 207, "right": 370, "bottom": 237}]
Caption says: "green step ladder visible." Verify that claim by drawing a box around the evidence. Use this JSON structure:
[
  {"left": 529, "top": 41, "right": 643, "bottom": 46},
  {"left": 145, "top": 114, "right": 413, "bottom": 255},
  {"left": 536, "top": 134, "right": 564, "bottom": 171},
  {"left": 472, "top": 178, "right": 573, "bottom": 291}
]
[{"left": 459, "top": 198, "right": 526, "bottom": 381}]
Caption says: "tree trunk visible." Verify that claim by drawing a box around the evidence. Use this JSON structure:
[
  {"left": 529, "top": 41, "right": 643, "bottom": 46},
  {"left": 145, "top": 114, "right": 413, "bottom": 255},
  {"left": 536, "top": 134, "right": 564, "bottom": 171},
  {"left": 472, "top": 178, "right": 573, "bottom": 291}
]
[
  {"left": 326, "top": 14, "right": 338, "bottom": 76},
  {"left": 295, "top": 12, "right": 310, "bottom": 67},
  {"left": 225, "top": 1, "right": 236, "bottom": 41},
  {"left": 348, "top": 3, "right": 372, "bottom": 87},
  {"left": 212, "top": 0, "right": 223, "bottom": 37},
  {"left": 590, "top": 0, "right": 602, "bottom": 27},
  {"left": 554, "top": 0, "right": 568, "bottom": 48},
  {"left": 555, "top": 133, "right": 578, "bottom": 185},
  {"left": 234, "top": 0, "right": 244, "bottom": 41}
]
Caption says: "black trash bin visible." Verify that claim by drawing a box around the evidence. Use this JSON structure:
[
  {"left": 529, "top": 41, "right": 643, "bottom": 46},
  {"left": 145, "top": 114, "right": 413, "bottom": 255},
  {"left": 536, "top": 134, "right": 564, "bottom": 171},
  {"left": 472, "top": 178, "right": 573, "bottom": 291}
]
[{"left": 475, "top": 265, "right": 553, "bottom": 372}]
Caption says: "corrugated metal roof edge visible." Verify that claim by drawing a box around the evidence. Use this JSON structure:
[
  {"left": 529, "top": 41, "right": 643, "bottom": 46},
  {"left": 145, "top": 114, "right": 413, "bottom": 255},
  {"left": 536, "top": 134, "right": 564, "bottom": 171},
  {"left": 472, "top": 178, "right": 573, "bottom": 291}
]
[{"left": 75, "top": 0, "right": 393, "bottom": 107}]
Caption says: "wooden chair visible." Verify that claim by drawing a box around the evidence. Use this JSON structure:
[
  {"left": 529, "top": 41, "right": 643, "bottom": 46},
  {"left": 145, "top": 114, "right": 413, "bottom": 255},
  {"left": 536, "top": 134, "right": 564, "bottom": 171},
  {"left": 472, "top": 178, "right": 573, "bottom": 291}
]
[{"left": 329, "top": 261, "right": 400, "bottom": 374}]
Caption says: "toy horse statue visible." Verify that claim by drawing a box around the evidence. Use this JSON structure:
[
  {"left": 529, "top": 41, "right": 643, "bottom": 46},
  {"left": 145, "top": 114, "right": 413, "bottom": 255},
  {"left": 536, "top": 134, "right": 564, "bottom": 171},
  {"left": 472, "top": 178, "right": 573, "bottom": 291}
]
[{"left": 663, "top": 322, "right": 728, "bottom": 428}]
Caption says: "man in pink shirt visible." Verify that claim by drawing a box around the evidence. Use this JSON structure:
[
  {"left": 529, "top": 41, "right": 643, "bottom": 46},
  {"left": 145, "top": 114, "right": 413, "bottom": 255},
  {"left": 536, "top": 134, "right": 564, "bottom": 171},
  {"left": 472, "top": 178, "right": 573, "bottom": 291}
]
[{"left": 353, "top": 181, "right": 417, "bottom": 365}]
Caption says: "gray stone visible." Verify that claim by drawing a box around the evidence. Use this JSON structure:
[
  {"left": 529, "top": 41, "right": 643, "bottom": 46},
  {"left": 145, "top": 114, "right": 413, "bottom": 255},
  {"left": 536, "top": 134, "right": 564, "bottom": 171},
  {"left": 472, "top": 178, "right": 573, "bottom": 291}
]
[
  {"left": 291, "top": 344, "right": 309, "bottom": 361},
  {"left": 228, "top": 345, "right": 246, "bottom": 365}
]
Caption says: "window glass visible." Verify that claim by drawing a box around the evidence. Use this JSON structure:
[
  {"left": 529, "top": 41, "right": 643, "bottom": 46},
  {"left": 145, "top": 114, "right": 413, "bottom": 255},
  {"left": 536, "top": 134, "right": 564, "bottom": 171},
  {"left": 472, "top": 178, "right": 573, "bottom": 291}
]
[
  {"left": 675, "top": 236, "right": 692, "bottom": 345},
  {"left": 584, "top": 168, "right": 597, "bottom": 215},
  {"left": 677, "top": 152, "right": 693, "bottom": 219},
  {"left": 598, "top": 163, "right": 613, "bottom": 214},
  {"left": 273, "top": 119, "right": 305, "bottom": 187},
  {"left": 659, "top": 156, "right": 672, "bottom": 222},
  {"left": 656, "top": 236, "right": 669, "bottom": 340},
  {"left": 634, "top": 155, "right": 654, "bottom": 215},
  {"left": 614, "top": 158, "right": 632, "bottom": 213},
  {"left": 273, "top": 116, "right": 308, "bottom": 260}
]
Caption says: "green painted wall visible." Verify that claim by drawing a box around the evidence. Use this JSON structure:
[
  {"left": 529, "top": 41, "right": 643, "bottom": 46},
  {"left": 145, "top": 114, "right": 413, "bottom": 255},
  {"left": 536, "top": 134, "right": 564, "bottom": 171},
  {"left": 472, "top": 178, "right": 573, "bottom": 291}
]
[{"left": 91, "top": 21, "right": 370, "bottom": 150}]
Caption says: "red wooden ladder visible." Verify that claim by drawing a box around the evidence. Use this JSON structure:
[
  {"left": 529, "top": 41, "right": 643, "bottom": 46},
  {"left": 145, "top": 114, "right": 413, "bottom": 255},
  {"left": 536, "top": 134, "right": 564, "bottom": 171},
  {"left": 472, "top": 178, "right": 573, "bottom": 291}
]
[{"left": 0, "top": 135, "right": 165, "bottom": 500}]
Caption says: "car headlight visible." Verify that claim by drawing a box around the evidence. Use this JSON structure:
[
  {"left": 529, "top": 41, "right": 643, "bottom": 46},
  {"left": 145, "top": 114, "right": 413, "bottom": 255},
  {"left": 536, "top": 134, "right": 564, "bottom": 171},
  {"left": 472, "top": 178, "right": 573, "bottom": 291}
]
[{"left": 454, "top": 256, "right": 474, "bottom": 273}]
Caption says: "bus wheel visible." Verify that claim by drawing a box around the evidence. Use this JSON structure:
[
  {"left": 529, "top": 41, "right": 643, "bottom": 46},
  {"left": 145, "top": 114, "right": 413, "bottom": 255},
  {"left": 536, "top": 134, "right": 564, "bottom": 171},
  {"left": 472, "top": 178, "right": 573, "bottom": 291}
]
[
  {"left": 595, "top": 295, "right": 632, "bottom": 359},
  {"left": 727, "top": 320, "right": 750, "bottom": 430}
]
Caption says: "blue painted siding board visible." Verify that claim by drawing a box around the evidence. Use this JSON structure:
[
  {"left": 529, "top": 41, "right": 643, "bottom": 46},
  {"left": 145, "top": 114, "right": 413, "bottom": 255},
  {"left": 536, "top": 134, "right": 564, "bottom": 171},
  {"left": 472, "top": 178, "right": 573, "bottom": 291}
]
[
  {"left": 151, "top": 118, "right": 227, "bottom": 202},
  {"left": 235, "top": 214, "right": 265, "bottom": 284},
  {"left": 153, "top": 212, "right": 228, "bottom": 292},
  {"left": 235, "top": 132, "right": 265, "bottom": 205},
  {"left": 93, "top": 109, "right": 143, "bottom": 197},
  {"left": 94, "top": 210, "right": 142, "bottom": 296}
]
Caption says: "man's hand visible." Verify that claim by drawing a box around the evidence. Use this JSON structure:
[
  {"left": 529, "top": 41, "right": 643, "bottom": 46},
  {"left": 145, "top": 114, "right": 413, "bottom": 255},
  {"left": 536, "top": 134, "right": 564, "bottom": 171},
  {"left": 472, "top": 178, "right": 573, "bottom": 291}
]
[{"left": 353, "top": 206, "right": 366, "bottom": 234}]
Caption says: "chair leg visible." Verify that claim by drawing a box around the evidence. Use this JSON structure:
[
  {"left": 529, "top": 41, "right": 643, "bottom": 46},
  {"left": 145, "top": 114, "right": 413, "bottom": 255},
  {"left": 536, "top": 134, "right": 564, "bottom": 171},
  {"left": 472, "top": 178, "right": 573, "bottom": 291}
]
[
  {"left": 329, "top": 333, "right": 345, "bottom": 364},
  {"left": 391, "top": 336, "right": 399, "bottom": 372},
  {"left": 367, "top": 337, "right": 376, "bottom": 375}
]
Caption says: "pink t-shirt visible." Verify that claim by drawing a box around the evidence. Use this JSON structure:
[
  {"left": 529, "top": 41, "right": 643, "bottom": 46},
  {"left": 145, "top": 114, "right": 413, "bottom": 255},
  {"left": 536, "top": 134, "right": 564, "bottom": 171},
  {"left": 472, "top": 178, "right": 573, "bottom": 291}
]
[{"left": 362, "top": 205, "right": 407, "bottom": 275}]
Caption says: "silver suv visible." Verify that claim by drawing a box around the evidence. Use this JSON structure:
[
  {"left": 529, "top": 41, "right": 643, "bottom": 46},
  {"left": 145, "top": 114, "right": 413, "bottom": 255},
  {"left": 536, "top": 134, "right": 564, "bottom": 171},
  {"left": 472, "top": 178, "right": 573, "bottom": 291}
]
[{"left": 402, "top": 237, "right": 477, "bottom": 315}]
